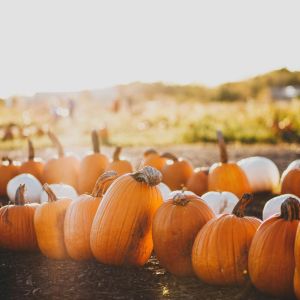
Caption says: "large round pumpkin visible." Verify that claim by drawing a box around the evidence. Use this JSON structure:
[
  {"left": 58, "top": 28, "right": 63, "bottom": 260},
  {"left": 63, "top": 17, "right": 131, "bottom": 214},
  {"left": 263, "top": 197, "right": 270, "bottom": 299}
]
[
  {"left": 281, "top": 168, "right": 300, "bottom": 198},
  {"left": 249, "top": 197, "right": 300, "bottom": 298},
  {"left": 19, "top": 139, "right": 45, "bottom": 183},
  {"left": 161, "top": 153, "right": 193, "bottom": 191},
  {"left": 78, "top": 130, "right": 109, "bottom": 194},
  {"left": 140, "top": 149, "right": 167, "bottom": 172},
  {"left": 90, "top": 166, "right": 163, "bottom": 266},
  {"left": 192, "top": 194, "right": 261, "bottom": 286},
  {"left": 64, "top": 171, "right": 117, "bottom": 261},
  {"left": 106, "top": 147, "right": 133, "bottom": 176},
  {"left": 153, "top": 191, "right": 214, "bottom": 276},
  {"left": 208, "top": 131, "right": 251, "bottom": 198},
  {"left": 0, "top": 157, "right": 19, "bottom": 196},
  {"left": 43, "top": 132, "right": 80, "bottom": 190},
  {"left": 186, "top": 167, "right": 208, "bottom": 196},
  {"left": 0, "top": 184, "right": 38, "bottom": 251},
  {"left": 34, "top": 184, "right": 72, "bottom": 259}
]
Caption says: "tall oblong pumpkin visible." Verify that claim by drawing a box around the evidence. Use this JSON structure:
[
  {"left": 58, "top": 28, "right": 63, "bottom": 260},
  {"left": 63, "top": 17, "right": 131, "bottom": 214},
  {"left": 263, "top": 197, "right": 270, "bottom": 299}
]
[
  {"left": 90, "top": 166, "right": 163, "bottom": 266},
  {"left": 34, "top": 184, "right": 72, "bottom": 259},
  {"left": 153, "top": 191, "right": 215, "bottom": 276},
  {"left": 208, "top": 131, "right": 251, "bottom": 198},
  {"left": 64, "top": 171, "right": 118, "bottom": 261},
  {"left": 78, "top": 130, "right": 109, "bottom": 194},
  {"left": 192, "top": 194, "right": 261, "bottom": 286}
]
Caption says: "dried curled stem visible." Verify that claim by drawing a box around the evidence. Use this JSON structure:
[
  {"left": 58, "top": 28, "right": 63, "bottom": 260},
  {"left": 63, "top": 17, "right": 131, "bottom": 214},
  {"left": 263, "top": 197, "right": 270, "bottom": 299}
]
[
  {"left": 172, "top": 192, "right": 190, "bottom": 206},
  {"left": 232, "top": 194, "right": 253, "bottom": 218},
  {"left": 15, "top": 184, "right": 26, "bottom": 206},
  {"left": 131, "top": 166, "right": 162, "bottom": 186},
  {"left": 91, "top": 171, "right": 118, "bottom": 197},
  {"left": 280, "top": 197, "right": 300, "bottom": 221},
  {"left": 43, "top": 184, "right": 58, "bottom": 202},
  {"left": 113, "top": 147, "right": 122, "bottom": 161},
  {"left": 217, "top": 130, "right": 228, "bottom": 164}
]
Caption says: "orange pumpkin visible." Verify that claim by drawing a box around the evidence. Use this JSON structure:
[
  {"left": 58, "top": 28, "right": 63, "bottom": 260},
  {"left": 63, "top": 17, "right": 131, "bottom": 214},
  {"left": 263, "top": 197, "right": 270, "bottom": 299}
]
[
  {"left": 186, "top": 167, "right": 208, "bottom": 196},
  {"left": 34, "top": 184, "right": 72, "bottom": 259},
  {"left": 208, "top": 131, "right": 251, "bottom": 197},
  {"left": 43, "top": 132, "right": 80, "bottom": 190},
  {"left": 106, "top": 147, "right": 133, "bottom": 176},
  {"left": 64, "top": 171, "right": 118, "bottom": 260},
  {"left": 281, "top": 168, "right": 300, "bottom": 198},
  {"left": 249, "top": 197, "right": 300, "bottom": 298},
  {"left": 19, "top": 139, "right": 45, "bottom": 183},
  {"left": 90, "top": 166, "right": 163, "bottom": 266},
  {"left": 140, "top": 149, "right": 167, "bottom": 172},
  {"left": 78, "top": 130, "right": 109, "bottom": 194},
  {"left": 161, "top": 153, "right": 193, "bottom": 191},
  {"left": 295, "top": 219, "right": 300, "bottom": 299},
  {"left": 153, "top": 191, "right": 215, "bottom": 276},
  {"left": 192, "top": 194, "right": 261, "bottom": 286},
  {"left": 0, "top": 157, "right": 19, "bottom": 196},
  {"left": 0, "top": 184, "right": 38, "bottom": 251}
]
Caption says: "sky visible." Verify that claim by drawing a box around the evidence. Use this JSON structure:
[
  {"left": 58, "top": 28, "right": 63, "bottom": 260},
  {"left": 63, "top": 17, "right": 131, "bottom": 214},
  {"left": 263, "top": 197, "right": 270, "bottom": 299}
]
[{"left": 0, "top": 0, "right": 300, "bottom": 98}]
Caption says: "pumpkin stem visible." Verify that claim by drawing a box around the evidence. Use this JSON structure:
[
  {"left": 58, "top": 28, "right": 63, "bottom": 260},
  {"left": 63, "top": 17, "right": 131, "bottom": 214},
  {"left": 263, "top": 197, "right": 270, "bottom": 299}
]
[
  {"left": 219, "top": 199, "right": 228, "bottom": 214},
  {"left": 92, "top": 130, "right": 100, "bottom": 153},
  {"left": 232, "top": 193, "right": 253, "bottom": 218},
  {"left": 113, "top": 146, "right": 122, "bottom": 161},
  {"left": 43, "top": 184, "right": 58, "bottom": 202},
  {"left": 161, "top": 152, "right": 178, "bottom": 162},
  {"left": 131, "top": 166, "right": 162, "bottom": 186},
  {"left": 2, "top": 156, "right": 13, "bottom": 165},
  {"left": 15, "top": 184, "right": 26, "bottom": 206},
  {"left": 280, "top": 197, "right": 300, "bottom": 221},
  {"left": 48, "top": 131, "right": 64, "bottom": 158},
  {"left": 91, "top": 171, "right": 118, "bottom": 197},
  {"left": 173, "top": 191, "right": 190, "bottom": 206},
  {"left": 144, "top": 148, "right": 158, "bottom": 157},
  {"left": 28, "top": 139, "right": 35, "bottom": 160},
  {"left": 217, "top": 130, "right": 228, "bottom": 164}
]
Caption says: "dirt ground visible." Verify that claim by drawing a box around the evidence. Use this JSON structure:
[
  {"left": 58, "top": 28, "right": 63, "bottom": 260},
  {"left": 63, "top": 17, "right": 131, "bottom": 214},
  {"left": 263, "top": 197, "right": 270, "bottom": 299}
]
[{"left": 1, "top": 143, "right": 297, "bottom": 300}]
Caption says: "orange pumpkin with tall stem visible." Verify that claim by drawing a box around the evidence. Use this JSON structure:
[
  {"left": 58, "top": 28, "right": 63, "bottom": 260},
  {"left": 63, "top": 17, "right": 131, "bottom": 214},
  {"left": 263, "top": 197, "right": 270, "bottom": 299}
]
[
  {"left": 140, "top": 149, "right": 167, "bottom": 172},
  {"left": 106, "top": 147, "right": 133, "bottom": 176}
]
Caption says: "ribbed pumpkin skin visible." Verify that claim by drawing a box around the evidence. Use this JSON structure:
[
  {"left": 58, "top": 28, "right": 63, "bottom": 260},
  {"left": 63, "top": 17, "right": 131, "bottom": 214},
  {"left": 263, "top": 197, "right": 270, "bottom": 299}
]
[
  {"left": 295, "top": 224, "right": 300, "bottom": 299},
  {"left": 90, "top": 173, "right": 163, "bottom": 266},
  {"left": 19, "top": 160, "right": 45, "bottom": 183},
  {"left": 34, "top": 198, "right": 71, "bottom": 259},
  {"left": 0, "top": 163, "right": 19, "bottom": 196},
  {"left": 43, "top": 156, "right": 80, "bottom": 190},
  {"left": 162, "top": 160, "right": 193, "bottom": 191},
  {"left": 192, "top": 213, "right": 260, "bottom": 285},
  {"left": 186, "top": 169, "right": 208, "bottom": 196},
  {"left": 0, "top": 204, "right": 38, "bottom": 251},
  {"left": 78, "top": 154, "right": 109, "bottom": 194},
  {"left": 281, "top": 169, "right": 300, "bottom": 198},
  {"left": 208, "top": 163, "right": 251, "bottom": 198},
  {"left": 106, "top": 160, "right": 133, "bottom": 176},
  {"left": 294, "top": 270, "right": 300, "bottom": 300},
  {"left": 153, "top": 195, "right": 215, "bottom": 276},
  {"left": 141, "top": 154, "right": 167, "bottom": 172},
  {"left": 249, "top": 216, "right": 299, "bottom": 298}
]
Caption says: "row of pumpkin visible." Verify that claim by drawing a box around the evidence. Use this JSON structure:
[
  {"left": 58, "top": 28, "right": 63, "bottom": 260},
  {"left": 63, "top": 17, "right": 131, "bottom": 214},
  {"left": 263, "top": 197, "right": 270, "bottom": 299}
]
[
  {"left": 0, "top": 167, "right": 300, "bottom": 299},
  {"left": 1, "top": 130, "right": 300, "bottom": 202}
]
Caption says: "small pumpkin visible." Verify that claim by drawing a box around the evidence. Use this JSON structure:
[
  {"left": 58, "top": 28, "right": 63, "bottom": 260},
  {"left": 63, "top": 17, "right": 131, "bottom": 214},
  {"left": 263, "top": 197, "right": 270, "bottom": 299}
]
[
  {"left": 0, "top": 184, "right": 38, "bottom": 251},
  {"left": 153, "top": 191, "right": 214, "bottom": 276},
  {"left": 78, "top": 130, "right": 109, "bottom": 194},
  {"left": 34, "top": 184, "right": 72, "bottom": 259},
  {"left": 186, "top": 167, "right": 208, "bottom": 196},
  {"left": 249, "top": 197, "right": 300, "bottom": 298},
  {"left": 0, "top": 157, "right": 19, "bottom": 196},
  {"left": 43, "top": 132, "right": 80, "bottom": 190},
  {"left": 201, "top": 191, "right": 239, "bottom": 215},
  {"left": 237, "top": 156, "right": 280, "bottom": 193},
  {"left": 192, "top": 194, "right": 261, "bottom": 286},
  {"left": 281, "top": 161, "right": 300, "bottom": 198},
  {"left": 90, "top": 166, "right": 163, "bottom": 266},
  {"left": 208, "top": 131, "right": 251, "bottom": 198},
  {"left": 40, "top": 183, "right": 78, "bottom": 203},
  {"left": 161, "top": 153, "right": 194, "bottom": 191},
  {"left": 106, "top": 147, "right": 133, "bottom": 176},
  {"left": 64, "top": 171, "right": 117, "bottom": 260},
  {"left": 19, "top": 139, "right": 44, "bottom": 183},
  {"left": 140, "top": 149, "right": 167, "bottom": 172}
]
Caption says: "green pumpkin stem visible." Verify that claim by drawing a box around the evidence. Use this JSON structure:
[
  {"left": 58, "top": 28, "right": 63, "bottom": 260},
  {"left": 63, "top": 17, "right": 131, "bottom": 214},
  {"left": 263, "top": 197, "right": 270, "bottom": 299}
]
[
  {"left": 92, "top": 130, "right": 100, "bottom": 153},
  {"left": 217, "top": 130, "right": 228, "bottom": 164},
  {"left": 131, "top": 166, "right": 162, "bottom": 186},
  {"left": 280, "top": 197, "right": 300, "bottom": 221},
  {"left": 232, "top": 193, "right": 253, "bottom": 218},
  {"left": 91, "top": 171, "right": 118, "bottom": 197},
  {"left": 48, "top": 131, "right": 64, "bottom": 158},
  {"left": 113, "top": 147, "right": 122, "bottom": 162},
  {"left": 28, "top": 139, "right": 35, "bottom": 161},
  {"left": 15, "top": 184, "right": 26, "bottom": 206},
  {"left": 43, "top": 184, "right": 58, "bottom": 202}
]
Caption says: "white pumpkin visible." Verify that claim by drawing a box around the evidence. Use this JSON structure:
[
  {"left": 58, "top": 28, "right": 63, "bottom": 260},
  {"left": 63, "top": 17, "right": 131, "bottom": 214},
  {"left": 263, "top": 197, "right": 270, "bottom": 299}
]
[
  {"left": 40, "top": 183, "right": 78, "bottom": 203},
  {"left": 7, "top": 173, "right": 42, "bottom": 203},
  {"left": 157, "top": 182, "right": 171, "bottom": 202},
  {"left": 262, "top": 193, "right": 300, "bottom": 220},
  {"left": 201, "top": 191, "right": 239, "bottom": 215},
  {"left": 281, "top": 159, "right": 300, "bottom": 182},
  {"left": 237, "top": 156, "right": 280, "bottom": 193}
]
